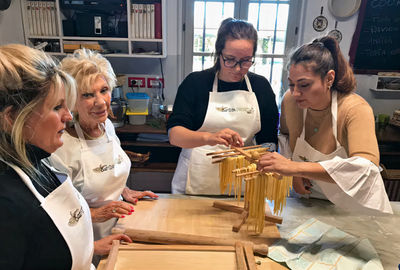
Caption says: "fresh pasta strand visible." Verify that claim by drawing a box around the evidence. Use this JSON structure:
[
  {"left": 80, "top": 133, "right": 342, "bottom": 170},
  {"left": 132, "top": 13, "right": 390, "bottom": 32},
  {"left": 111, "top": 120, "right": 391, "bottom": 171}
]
[{"left": 217, "top": 150, "right": 292, "bottom": 234}]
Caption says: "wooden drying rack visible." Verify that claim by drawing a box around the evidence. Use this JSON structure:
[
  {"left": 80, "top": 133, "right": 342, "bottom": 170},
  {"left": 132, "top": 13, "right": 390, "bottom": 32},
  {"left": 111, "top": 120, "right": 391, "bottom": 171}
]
[{"left": 207, "top": 146, "right": 283, "bottom": 233}]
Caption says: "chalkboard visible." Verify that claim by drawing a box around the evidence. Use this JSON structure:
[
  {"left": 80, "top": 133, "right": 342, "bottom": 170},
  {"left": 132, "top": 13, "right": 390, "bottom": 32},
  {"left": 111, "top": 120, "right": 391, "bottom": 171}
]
[{"left": 349, "top": 0, "right": 400, "bottom": 74}]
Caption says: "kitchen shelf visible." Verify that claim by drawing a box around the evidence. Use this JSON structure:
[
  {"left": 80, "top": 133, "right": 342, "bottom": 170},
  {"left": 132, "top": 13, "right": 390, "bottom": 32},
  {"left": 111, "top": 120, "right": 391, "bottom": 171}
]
[
  {"left": 131, "top": 162, "right": 176, "bottom": 173},
  {"left": 21, "top": 0, "right": 167, "bottom": 58},
  {"left": 117, "top": 122, "right": 167, "bottom": 134},
  {"left": 369, "top": 88, "right": 400, "bottom": 99}
]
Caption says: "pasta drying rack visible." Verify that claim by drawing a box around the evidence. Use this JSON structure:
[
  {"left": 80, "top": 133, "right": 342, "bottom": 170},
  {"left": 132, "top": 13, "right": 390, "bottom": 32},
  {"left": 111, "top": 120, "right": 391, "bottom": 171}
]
[{"left": 207, "top": 145, "right": 283, "bottom": 233}]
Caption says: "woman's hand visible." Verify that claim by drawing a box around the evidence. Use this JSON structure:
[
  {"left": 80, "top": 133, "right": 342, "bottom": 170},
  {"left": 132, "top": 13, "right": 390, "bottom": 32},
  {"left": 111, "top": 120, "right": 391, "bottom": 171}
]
[
  {"left": 90, "top": 201, "right": 134, "bottom": 223},
  {"left": 94, "top": 234, "right": 132, "bottom": 255},
  {"left": 293, "top": 176, "right": 312, "bottom": 195},
  {"left": 257, "top": 151, "right": 297, "bottom": 176},
  {"left": 122, "top": 187, "right": 158, "bottom": 204},
  {"left": 204, "top": 128, "right": 244, "bottom": 147}
]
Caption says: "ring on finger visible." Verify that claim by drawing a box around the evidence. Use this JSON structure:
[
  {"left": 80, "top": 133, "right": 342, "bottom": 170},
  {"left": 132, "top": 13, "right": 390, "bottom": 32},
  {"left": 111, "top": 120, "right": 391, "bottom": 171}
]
[{"left": 112, "top": 208, "right": 117, "bottom": 213}]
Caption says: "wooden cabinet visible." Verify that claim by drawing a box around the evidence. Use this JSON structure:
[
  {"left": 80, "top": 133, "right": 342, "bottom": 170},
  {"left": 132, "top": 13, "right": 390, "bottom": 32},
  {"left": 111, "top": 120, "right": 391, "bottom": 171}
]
[
  {"left": 116, "top": 121, "right": 180, "bottom": 193},
  {"left": 376, "top": 125, "right": 400, "bottom": 201},
  {"left": 20, "top": 0, "right": 167, "bottom": 58}
]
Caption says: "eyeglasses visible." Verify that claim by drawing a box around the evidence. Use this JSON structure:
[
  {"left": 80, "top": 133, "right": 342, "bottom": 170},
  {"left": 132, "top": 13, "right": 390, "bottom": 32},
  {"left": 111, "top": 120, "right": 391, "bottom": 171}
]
[{"left": 221, "top": 55, "right": 254, "bottom": 69}]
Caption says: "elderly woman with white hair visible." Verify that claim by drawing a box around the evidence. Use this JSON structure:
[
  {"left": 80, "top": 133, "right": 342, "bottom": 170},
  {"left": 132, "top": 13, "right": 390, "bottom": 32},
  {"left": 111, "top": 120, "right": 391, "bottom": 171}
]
[
  {"left": 49, "top": 49, "right": 158, "bottom": 242},
  {"left": 0, "top": 44, "right": 131, "bottom": 269}
]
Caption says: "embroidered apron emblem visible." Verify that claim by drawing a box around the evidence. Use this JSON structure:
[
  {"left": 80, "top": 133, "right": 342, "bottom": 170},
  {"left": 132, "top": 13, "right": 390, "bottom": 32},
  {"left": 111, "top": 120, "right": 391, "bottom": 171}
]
[
  {"left": 216, "top": 106, "right": 254, "bottom": 114},
  {"left": 68, "top": 206, "right": 83, "bottom": 226},
  {"left": 92, "top": 155, "right": 123, "bottom": 173}
]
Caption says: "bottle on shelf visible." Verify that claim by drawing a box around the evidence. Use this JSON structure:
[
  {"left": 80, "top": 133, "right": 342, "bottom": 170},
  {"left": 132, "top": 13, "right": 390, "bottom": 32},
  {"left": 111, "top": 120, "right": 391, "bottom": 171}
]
[{"left": 151, "top": 77, "right": 163, "bottom": 119}]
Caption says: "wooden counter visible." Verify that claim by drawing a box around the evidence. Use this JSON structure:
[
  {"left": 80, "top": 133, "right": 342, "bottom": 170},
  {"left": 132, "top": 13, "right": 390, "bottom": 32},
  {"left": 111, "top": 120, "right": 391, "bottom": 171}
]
[
  {"left": 98, "top": 195, "right": 400, "bottom": 269},
  {"left": 115, "top": 197, "right": 280, "bottom": 245},
  {"left": 98, "top": 196, "right": 285, "bottom": 269}
]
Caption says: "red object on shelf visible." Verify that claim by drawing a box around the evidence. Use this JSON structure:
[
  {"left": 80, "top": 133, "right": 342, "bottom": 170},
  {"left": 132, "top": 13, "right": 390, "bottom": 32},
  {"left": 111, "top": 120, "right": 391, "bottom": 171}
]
[{"left": 154, "top": 3, "right": 162, "bottom": 39}]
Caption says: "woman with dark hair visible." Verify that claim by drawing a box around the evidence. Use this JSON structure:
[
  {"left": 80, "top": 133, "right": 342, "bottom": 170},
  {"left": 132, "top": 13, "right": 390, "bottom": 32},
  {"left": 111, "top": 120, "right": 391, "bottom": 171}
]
[
  {"left": 167, "top": 18, "right": 279, "bottom": 194},
  {"left": 258, "top": 36, "right": 392, "bottom": 214}
]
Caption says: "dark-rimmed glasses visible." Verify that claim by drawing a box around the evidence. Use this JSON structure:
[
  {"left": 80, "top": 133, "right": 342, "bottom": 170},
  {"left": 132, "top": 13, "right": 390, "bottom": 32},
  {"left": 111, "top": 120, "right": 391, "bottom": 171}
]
[{"left": 221, "top": 55, "right": 254, "bottom": 69}]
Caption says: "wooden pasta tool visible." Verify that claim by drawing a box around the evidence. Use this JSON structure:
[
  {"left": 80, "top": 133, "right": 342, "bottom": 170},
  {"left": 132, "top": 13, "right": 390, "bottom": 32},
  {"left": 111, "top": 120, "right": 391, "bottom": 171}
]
[
  {"left": 208, "top": 146, "right": 284, "bottom": 233},
  {"left": 104, "top": 240, "right": 258, "bottom": 270},
  {"left": 207, "top": 145, "right": 268, "bottom": 164},
  {"left": 112, "top": 227, "right": 269, "bottom": 256}
]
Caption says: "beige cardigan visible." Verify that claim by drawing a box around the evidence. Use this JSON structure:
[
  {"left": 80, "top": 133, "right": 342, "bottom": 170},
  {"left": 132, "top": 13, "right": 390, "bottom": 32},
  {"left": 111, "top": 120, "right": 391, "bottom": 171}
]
[{"left": 280, "top": 90, "right": 380, "bottom": 166}]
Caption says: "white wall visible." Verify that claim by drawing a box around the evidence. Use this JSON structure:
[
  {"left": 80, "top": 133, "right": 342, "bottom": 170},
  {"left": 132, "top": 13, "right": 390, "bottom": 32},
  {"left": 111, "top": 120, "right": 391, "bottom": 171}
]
[
  {"left": 1, "top": 0, "right": 398, "bottom": 115},
  {"left": 298, "top": 0, "right": 399, "bottom": 116},
  {"left": 0, "top": 0, "right": 25, "bottom": 45}
]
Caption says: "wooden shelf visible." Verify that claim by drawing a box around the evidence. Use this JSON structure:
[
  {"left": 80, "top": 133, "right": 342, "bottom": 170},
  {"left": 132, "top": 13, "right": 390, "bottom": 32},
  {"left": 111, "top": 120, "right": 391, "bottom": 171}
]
[
  {"left": 116, "top": 123, "right": 167, "bottom": 134},
  {"left": 21, "top": 0, "right": 167, "bottom": 58},
  {"left": 131, "top": 162, "right": 176, "bottom": 173},
  {"left": 121, "top": 141, "right": 174, "bottom": 147}
]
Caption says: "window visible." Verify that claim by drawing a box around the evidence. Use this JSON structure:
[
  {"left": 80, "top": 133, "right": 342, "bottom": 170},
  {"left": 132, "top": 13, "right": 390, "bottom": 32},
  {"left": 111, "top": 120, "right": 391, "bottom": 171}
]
[{"left": 183, "top": 0, "right": 300, "bottom": 102}]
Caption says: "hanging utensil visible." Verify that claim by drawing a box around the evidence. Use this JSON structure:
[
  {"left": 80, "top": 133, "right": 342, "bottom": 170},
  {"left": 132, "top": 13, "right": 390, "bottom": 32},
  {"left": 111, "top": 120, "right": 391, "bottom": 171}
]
[
  {"left": 313, "top": 6, "right": 328, "bottom": 32},
  {"left": 328, "top": 21, "right": 343, "bottom": 43}
]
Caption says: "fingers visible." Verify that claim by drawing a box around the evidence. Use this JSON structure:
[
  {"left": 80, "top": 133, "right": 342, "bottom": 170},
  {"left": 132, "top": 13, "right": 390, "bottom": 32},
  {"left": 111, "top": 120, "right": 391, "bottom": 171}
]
[
  {"left": 303, "top": 178, "right": 313, "bottom": 193},
  {"left": 143, "top": 190, "right": 159, "bottom": 198},
  {"left": 118, "top": 234, "right": 133, "bottom": 243},
  {"left": 109, "top": 201, "right": 134, "bottom": 218},
  {"left": 293, "top": 177, "right": 311, "bottom": 195},
  {"left": 209, "top": 129, "right": 243, "bottom": 147},
  {"left": 124, "top": 196, "right": 138, "bottom": 205},
  {"left": 257, "top": 152, "right": 275, "bottom": 172}
]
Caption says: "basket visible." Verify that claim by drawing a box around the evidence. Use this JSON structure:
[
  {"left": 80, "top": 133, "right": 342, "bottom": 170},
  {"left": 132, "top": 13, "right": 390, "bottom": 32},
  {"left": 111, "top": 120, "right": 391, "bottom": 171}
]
[{"left": 125, "top": 150, "right": 150, "bottom": 167}]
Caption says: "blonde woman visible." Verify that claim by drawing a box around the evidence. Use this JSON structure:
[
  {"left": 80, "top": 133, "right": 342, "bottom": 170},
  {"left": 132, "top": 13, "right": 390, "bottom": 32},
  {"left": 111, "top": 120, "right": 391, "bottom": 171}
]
[
  {"left": 49, "top": 49, "right": 157, "bottom": 242},
  {"left": 0, "top": 44, "right": 130, "bottom": 269}
]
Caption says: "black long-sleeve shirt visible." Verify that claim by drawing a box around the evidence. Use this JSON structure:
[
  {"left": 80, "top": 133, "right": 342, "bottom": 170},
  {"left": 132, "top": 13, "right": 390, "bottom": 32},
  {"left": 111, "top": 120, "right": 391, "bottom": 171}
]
[
  {"left": 0, "top": 145, "right": 72, "bottom": 270},
  {"left": 167, "top": 68, "right": 279, "bottom": 144}
]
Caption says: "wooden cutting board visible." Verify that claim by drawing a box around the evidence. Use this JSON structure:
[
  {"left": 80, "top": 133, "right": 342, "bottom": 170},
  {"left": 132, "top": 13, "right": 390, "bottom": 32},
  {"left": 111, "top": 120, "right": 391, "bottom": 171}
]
[
  {"left": 116, "top": 198, "right": 281, "bottom": 246},
  {"left": 98, "top": 197, "right": 287, "bottom": 270}
]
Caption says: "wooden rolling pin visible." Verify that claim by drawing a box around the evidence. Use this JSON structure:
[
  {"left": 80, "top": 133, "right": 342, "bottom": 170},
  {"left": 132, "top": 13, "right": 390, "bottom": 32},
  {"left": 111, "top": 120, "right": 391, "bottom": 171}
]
[{"left": 112, "top": 227, "right": 269, "bottom": 256}]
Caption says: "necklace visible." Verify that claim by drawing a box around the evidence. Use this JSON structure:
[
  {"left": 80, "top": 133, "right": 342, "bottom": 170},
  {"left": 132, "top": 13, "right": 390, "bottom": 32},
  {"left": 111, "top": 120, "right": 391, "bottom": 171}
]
[{"left": 80, "top": 123, "right": 105, "bottom": 140}]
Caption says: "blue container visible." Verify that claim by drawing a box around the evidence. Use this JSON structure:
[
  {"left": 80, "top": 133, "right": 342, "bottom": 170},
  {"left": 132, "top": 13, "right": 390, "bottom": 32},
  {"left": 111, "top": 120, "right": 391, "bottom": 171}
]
[{"left": 126, "top": 92, "right": 149, "bottom": 113}]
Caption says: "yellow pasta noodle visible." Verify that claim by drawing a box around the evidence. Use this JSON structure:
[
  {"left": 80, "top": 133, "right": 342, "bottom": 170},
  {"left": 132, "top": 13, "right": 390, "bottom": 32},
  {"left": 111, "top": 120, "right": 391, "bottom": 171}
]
[{"left": 218, "top": 155, "right": 292, "bottom": 234}]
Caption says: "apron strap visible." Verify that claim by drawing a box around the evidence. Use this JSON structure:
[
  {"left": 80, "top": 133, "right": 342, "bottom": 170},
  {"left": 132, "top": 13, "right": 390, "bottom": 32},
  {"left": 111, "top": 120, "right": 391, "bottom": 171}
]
[
  {"left": 212, "top": 73, "right": 252, "bottom": 93},
  {"left": 300, "top": 91, "right": 340, "bottom": 147},
  {"left": 331, "top": 91, "right": 340, "bottom": 148},
  {"left": 74, "top": 122, "right": 111, "bottom": 150}
]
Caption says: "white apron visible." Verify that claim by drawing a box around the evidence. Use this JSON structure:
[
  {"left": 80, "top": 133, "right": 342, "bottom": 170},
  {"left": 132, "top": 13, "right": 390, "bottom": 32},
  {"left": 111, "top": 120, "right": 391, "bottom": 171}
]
[
  {"left": 292, "top": 91, "right": 346, "bottom": 200},
  {"left": 291, "top": 92, "right": 392, "bottom": 213},
  {"left": 172, "top": 73, "right": 261, "bottom": 195},
  {"left": 75, "top": 122, "right": 131, "bottom": 240},
  {"left": 3, "top": 160, "right": 94, "bottom": 270}
]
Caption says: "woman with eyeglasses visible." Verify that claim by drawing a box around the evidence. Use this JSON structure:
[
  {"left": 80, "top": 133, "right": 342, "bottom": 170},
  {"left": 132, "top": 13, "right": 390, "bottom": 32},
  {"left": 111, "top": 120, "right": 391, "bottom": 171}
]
[{"left": 167, "top": 18, "right": 279, "bottom": 194}]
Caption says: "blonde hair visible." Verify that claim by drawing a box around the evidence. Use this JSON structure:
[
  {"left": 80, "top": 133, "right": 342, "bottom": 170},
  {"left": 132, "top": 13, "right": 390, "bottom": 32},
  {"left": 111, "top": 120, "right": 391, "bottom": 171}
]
[
  {"left": 60, "top": 48, "right": 116, "bottom": 98},
  {"left": 0, "top": 44, "right": 76, "bottom": 176}
]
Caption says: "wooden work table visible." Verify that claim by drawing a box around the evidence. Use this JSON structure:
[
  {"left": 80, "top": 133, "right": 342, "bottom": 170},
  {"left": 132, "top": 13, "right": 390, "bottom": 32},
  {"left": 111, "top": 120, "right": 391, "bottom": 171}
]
[{"left": 98, "top": 195, "right": 400, "bottom": 270}]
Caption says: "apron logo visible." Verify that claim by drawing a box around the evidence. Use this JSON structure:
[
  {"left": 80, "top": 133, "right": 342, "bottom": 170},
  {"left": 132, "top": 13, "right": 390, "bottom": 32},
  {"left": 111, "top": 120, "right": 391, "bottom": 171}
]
[
  {"left": 92, "top": 155, "right": 123, "bottom": 173},
  {"left": 298, "top": 155, "right": 321, "bottom": 162},
  {"left": 68, "top": 207, "right": 83, "bottom": 226},
  {"left": 298, "top": 155, "right": 310, "bottom": 162},
  {"left": 216, "top": 106, "right": 254, "bottom": 114}
]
